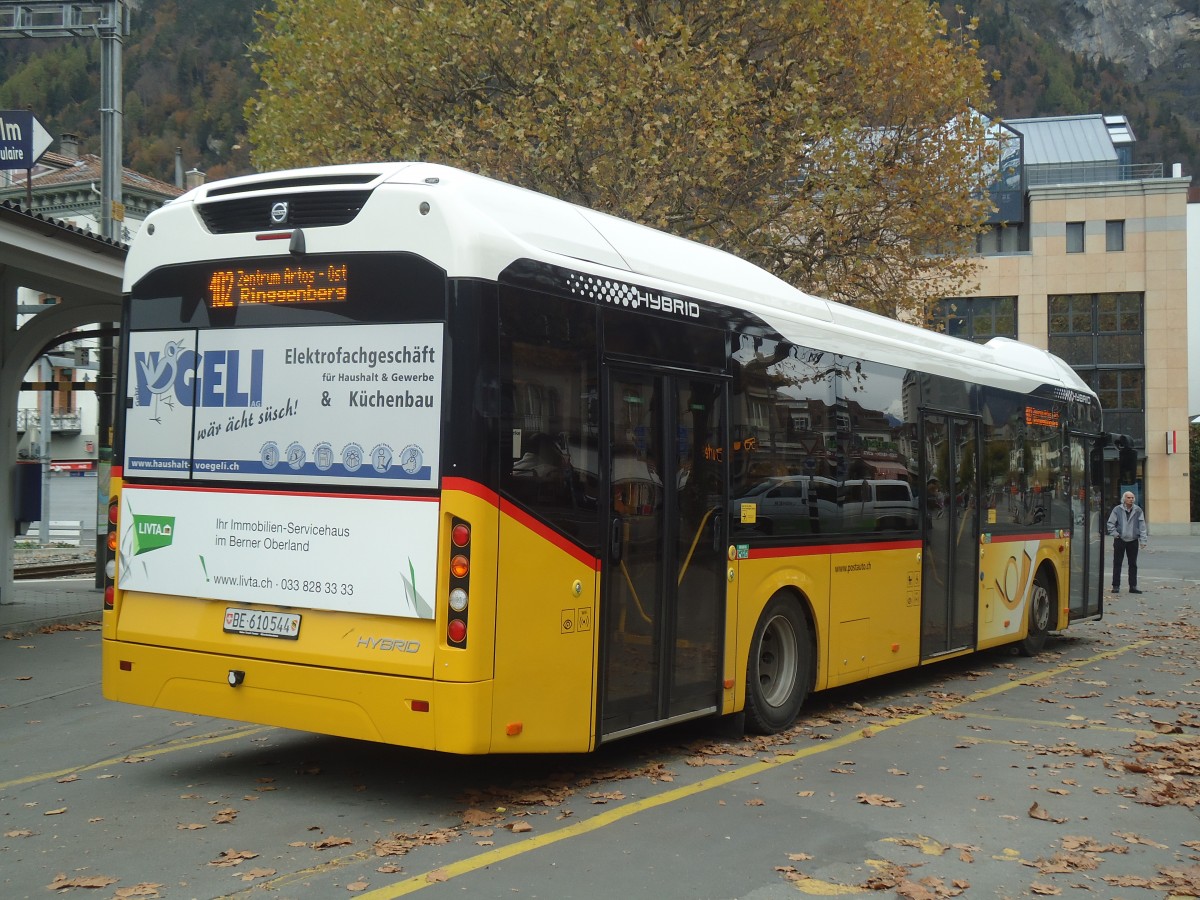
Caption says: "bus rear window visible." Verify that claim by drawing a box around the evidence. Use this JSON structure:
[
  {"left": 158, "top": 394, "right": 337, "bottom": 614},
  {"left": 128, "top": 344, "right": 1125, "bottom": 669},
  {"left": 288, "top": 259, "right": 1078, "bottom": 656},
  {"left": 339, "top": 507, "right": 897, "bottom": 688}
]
[{"left": 124, "top": 322, "right": 444, "bottom": 488}]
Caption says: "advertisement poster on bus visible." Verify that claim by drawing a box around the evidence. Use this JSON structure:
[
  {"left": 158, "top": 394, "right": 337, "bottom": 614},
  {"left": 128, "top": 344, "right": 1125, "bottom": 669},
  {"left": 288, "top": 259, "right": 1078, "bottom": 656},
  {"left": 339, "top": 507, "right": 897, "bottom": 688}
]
[
  {"left": 118, "top": 485, "right": 438, "bottom": 619},
  {"left": 124, "top": 323, "right": 443, "bottom": 489}
]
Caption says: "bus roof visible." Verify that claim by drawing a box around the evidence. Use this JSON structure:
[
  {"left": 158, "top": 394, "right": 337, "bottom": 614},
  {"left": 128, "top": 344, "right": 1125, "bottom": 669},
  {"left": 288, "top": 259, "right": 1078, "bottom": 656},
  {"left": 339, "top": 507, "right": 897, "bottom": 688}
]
[{"left": 129, "top": 161, "right": 1093, "bottom": 399}]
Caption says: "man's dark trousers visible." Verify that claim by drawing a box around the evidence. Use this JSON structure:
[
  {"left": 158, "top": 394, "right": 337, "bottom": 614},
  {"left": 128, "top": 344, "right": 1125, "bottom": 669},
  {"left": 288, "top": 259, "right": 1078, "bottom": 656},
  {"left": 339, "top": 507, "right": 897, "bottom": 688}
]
[{"left": 1111, "top": 537, "right": 1140, "bottom": 590}]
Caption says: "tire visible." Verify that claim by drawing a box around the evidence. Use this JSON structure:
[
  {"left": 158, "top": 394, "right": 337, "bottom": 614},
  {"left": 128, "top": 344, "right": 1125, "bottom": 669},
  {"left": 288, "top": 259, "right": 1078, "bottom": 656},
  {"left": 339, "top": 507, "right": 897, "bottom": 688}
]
[
  {"left": 1017, "top": 568, "right": 1053, "bottom": 656},
  {"left": 745, "top": 593, "right": 813, "bottom": 734}
]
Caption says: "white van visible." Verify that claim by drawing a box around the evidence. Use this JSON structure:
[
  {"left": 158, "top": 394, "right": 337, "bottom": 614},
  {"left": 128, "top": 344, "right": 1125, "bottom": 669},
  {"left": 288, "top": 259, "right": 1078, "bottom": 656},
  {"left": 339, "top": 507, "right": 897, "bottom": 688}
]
[
  {"left": 731, "top": 476, "right": 916, "bottom": 535},
  {"left": 842, "top": 479, "right": 918, "bottom": 532}
]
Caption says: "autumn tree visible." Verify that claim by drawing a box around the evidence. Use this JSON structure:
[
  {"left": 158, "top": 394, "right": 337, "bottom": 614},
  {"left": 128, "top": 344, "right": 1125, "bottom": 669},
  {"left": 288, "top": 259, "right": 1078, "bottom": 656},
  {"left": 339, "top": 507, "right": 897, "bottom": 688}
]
[{"left": 247, "top": 0, "right": 995, "bottom": 319}]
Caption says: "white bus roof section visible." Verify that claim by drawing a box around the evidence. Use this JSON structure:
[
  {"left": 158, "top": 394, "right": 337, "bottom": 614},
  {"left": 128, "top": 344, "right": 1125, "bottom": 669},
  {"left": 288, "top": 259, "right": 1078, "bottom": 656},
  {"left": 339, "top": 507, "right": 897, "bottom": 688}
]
[{"left": 127, "top": 161, "right": 1091, "bottom": 398}]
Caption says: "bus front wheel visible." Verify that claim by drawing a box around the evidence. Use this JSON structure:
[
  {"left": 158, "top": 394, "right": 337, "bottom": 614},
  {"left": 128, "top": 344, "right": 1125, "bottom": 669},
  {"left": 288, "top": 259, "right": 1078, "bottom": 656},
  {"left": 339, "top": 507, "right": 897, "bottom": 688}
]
[{"left": 745, "top": 594, "right": 813, "bottom": 734}]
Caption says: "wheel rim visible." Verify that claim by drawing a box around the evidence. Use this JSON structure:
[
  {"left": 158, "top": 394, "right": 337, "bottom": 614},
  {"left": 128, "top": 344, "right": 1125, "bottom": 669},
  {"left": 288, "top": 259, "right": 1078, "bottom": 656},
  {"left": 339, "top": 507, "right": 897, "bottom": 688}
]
[
  {"left": 1030, "top": 582, "right": 1050, "bottom": 632},
  {"left": 757, "top": 614, "right": 799, "bottom": 708}
]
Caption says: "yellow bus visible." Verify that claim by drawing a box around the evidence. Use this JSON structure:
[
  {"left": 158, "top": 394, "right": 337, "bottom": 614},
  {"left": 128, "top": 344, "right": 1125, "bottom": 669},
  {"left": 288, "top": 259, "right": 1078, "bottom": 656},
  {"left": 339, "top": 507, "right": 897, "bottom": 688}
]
[{"left": 102, "top": 163, "right": 1106, "bottom": 752}]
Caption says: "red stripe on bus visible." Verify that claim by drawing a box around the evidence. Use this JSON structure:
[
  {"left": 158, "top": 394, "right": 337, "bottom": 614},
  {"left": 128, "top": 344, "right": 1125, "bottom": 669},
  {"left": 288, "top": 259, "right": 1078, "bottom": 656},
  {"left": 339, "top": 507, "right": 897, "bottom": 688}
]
[
  {"left": 748, "top": 539, "right": 922, "bottom": 560},
  {"left": 441, "top": 477, "right": 600, "bottom": 570},
  {"left": 985, "top": 531, "right": 1058, "bottom": 543},
  {"left": 499, "top": 498, "right": 601, "bottom": 570},
  {"left": 441, "top": 476, "right": 499, "bottom": 506},
  {"left": 120, "top": 483, "right": 436, "bottom": 502}
]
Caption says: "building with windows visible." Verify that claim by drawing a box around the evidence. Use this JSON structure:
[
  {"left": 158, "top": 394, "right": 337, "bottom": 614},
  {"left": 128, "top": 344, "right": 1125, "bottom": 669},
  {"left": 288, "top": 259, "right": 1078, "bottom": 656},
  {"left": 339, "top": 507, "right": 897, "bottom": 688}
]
[
  {"left": 1189, "top": 185, "right": 1200, "bottom": 426},
  {"left": 941, "top": 114, "right": 1191, "bottom": 532},
  {"left": 0, "top": 134, "right": 187, "bottom": 469}
]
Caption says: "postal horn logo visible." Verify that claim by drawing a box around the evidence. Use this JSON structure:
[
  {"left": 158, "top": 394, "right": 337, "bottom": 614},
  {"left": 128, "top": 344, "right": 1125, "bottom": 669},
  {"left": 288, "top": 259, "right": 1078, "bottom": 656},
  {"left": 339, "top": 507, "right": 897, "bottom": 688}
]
[{"left": 130, "top": 513, "right": 176, "bottom": 556}]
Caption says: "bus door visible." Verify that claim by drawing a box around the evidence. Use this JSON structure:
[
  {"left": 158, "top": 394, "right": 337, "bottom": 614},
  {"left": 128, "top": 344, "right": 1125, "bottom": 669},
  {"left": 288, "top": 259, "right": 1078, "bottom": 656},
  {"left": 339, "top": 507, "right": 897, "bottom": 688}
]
[
  {"left": 921, "top": 412, "right": 981, "bottom": 658},
  {"left": 601, "top": 367, "right": 726, "bottom": 740},
  {"left": 1068, "top": 432, "right": 1103, "bottom": 619}
]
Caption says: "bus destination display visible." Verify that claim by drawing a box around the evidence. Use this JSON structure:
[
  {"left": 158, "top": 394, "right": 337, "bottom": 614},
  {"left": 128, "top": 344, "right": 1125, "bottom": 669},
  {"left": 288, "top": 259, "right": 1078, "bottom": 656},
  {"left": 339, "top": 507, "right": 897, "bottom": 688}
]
[{"left": 208, "top": 263, "right": 349, "bottom": 309}]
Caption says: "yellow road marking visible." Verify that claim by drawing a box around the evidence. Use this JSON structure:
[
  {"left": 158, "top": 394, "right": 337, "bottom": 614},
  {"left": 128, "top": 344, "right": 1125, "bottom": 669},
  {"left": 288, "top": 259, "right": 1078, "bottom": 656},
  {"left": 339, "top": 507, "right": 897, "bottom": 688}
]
[
  {"left": 958, "top": 715, "right": 1162, "bottom": 738},
  {"left": 349, "top": 638, "right": 1152, "bottom": 898},
  {"left": 790, "top": 878, "right": 869, "bottom": 895},
  {"left": 0, "top": 724, "right": 271, "bottom": 791},
  {"left": 11, "top": 637, "right": 1152, "bottom": 895}
]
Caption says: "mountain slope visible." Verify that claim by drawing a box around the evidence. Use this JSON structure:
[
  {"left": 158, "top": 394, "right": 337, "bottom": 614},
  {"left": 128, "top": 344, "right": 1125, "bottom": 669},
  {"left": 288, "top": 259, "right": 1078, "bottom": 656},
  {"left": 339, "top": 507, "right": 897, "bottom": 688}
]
[
  {"left": 0, "top": 0, "right": 1196, "bottom": 184},
  {"left": 947, "top": 0, "right": 1200, "bottom": 175}
]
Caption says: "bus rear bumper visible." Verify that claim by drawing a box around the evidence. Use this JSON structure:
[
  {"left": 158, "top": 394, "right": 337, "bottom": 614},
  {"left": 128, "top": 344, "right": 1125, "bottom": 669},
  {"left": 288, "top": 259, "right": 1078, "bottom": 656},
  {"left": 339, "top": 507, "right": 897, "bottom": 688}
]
[{"left": 101, "top": 639, "right": 495, "bottom": 754}]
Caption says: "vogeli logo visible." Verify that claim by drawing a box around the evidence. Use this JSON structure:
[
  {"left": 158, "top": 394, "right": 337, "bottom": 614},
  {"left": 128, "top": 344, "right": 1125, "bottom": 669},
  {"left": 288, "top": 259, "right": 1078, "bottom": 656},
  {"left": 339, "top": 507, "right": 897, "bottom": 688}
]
[
  {"left": 134, "top": 340, "right": 264, "bottom": 410},
  {"left": 131, "top": 513, "right": 176, "bottom": 556}
]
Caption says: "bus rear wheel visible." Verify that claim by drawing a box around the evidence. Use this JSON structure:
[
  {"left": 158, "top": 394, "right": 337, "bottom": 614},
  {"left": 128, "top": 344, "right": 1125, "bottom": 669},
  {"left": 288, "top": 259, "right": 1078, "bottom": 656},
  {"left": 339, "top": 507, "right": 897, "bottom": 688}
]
[
  {"left": 1017, "top": 570, "right": 1053, "bottom": 656},
  {"left": 745, "top": 594, "right": 812, "bottom": 734}
]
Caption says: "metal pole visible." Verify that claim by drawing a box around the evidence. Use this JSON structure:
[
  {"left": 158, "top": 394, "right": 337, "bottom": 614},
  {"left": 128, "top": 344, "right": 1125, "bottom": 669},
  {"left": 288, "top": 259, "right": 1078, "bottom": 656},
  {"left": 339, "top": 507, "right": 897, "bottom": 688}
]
[
  {"left": 99, "top": 0, "right": 123, "bottom": 241},
  {"left": 95, "top": 333, "right": 114, "bottom": 584},
  {"left": 38, "top": 357, "right": 51, "bottom": 545}
]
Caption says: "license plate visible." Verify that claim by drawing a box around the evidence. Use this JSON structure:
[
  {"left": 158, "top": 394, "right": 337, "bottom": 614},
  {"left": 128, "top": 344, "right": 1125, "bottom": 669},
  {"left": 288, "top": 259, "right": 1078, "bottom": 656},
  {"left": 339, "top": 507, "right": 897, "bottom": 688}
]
[{"left": 223, "top": 607, "right": 301, "bottom": 639}]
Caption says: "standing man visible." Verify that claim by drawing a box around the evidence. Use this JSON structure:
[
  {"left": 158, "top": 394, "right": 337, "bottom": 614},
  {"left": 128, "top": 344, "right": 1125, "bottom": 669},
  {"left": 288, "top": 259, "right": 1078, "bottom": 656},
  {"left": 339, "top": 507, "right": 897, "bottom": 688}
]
[{"left": 1107, "top": 491, "right": 1149, "bottom": 593}]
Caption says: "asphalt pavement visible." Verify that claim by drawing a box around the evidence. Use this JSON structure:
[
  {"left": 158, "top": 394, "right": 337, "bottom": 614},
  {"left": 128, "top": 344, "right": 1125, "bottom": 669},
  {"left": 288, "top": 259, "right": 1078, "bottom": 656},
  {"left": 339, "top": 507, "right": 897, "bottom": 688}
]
[{"left": 1, "top": 536, "right": 1198, "bottom": 899}]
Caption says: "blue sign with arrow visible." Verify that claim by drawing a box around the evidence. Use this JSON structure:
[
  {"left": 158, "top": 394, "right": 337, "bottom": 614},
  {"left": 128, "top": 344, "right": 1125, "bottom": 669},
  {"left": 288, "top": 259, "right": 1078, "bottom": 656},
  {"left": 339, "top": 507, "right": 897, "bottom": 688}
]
[{"left": 0, "top": 110, "right": 53, "bottom": 170}]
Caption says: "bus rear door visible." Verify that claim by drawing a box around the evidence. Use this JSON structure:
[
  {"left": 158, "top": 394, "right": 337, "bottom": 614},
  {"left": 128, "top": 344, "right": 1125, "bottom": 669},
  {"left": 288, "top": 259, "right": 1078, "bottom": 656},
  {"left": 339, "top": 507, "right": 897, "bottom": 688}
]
[
  {"left": 1068, "top": 432, "right": 1104, "bottom": 620},
  {"left": 601, "top": 368, "right": 727, "bottom": 740},
  {"left": 921, "top": 412, "right": 982, "bottom": 657}
]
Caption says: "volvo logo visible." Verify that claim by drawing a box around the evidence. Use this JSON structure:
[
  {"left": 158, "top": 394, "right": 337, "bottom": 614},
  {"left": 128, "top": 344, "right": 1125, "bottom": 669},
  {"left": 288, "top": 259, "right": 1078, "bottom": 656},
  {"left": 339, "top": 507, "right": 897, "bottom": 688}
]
[{"left": 269, "top": 201, "right": 289, "bottom": 225}]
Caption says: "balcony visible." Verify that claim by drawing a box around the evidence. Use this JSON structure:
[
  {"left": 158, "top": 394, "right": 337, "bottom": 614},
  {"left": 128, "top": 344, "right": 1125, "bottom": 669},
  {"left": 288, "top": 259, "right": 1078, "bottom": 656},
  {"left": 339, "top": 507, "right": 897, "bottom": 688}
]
[
  {"left": 1026, "top": 162, "right": 1164, "bottom": 188},
  {"left": 15, "top": 408, "right": 82, "bottom": 433}
]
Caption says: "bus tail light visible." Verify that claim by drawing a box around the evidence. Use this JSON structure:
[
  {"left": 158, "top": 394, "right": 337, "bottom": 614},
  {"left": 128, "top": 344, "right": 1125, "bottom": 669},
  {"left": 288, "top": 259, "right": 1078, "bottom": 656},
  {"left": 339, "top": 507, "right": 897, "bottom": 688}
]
[
  {"left": 103, "top": 497, "right": 119, "bottom": 610},
  {"left": 446, "top": 516, "right": 471, "bottom": 647}
]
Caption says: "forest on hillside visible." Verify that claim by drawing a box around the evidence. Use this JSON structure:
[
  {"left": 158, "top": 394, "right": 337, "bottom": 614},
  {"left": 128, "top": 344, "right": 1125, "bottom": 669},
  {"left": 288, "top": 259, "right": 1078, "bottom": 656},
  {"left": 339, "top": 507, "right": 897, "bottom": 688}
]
[{"left": 0, "top": 0, "right": 1196, "bottom": 185}]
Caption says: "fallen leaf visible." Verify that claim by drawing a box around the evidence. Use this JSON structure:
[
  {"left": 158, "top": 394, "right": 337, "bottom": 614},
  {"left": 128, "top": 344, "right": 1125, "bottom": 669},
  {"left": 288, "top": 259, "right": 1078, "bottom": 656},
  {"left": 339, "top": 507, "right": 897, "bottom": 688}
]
[
  {"left": 745, "top": 798, "right": 766, "bottom": 806},
  {"left": 586, "top": 791, "right": 625, "bottom": 804},
  {"left": 857, "top": 793, "right": 903, "bottom": 808},
  {"left": 426, "top": 870, "right": 447, "bottom": 883},
  {"left": 504, "top": 821, "right": 533, "bottom": 833},
  {"left": 178, "top": 823, "right": 206, "bottom": 830},
  {"left": 313, "top": 836, "right": 353, "bottom": 850},
  {"left": 5, "top": 829, "right": 33, "bottom": 837},
  {"left": 239, "top": 867, "right": 276, "bottom": 881},
  {"left": 1112, "top": 831, "right": 1168, "bottom": 849},
  {"left": 47, "top": 873, "right": 119, "bottom": 890},
  {"left": 461, "top": 808, "right": 500, "bottom": 827},
  {"left": 347, "top": 880, "right": 369, "bottom": 892},
  {"left": 1029, "top": 802, "right": 1050, "bottom": 821},
  {"left": 1030, "top": 884, "right": 1062, "bottom": 895},
  {"left": 209, "top": 848, "right": 259, "bottom": 867},
  {"left": 212, "top": 807, "right": 238, "bottom": 824},
  {"left": 44, "top": 807, "right": 67, "bottom": 816}
]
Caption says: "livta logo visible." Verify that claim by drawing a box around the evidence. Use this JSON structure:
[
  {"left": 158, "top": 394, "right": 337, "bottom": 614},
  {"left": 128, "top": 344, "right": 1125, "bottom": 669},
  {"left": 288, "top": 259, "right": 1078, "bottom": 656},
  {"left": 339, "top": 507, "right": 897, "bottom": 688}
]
[
  {"left": 134, "top": 340, "right": 264, "bottom": 410},
  {"left": 131, "top": 514, "right": 176, "bottom": 556}
]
